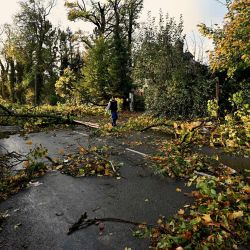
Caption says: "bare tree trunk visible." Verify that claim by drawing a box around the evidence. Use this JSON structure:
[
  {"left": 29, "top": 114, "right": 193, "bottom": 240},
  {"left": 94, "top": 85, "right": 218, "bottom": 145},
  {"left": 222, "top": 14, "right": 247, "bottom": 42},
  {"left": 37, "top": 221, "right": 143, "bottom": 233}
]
[{"left": 9, "top": 59, "right": 16, "bottom": 102}]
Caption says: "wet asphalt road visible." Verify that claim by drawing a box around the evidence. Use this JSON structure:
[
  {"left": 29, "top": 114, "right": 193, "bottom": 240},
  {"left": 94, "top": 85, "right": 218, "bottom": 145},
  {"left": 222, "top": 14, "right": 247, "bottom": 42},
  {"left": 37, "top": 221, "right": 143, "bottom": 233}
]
[{"left": 0, "top": 127, "right": 192, "bottom": 250}]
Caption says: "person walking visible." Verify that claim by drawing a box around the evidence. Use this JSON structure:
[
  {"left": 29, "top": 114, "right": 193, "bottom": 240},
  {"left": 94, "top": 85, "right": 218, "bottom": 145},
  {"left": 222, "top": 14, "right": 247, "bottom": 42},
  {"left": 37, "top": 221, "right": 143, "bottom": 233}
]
[{"left": 106, "top": 97, "right": 118, "bottom": 127}]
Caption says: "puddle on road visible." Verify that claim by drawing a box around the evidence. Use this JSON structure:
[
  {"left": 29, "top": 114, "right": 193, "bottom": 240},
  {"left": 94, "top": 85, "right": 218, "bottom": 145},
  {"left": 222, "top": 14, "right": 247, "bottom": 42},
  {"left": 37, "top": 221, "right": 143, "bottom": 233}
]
[
  {"left": 0, "top": 125, "right": 21, "bottom": 132},
  {"left": 0, "top": 125, "right": 21, "bottom": 139},
  {"left": 0, "top": 134, "right": 27, "bottom": 155}
]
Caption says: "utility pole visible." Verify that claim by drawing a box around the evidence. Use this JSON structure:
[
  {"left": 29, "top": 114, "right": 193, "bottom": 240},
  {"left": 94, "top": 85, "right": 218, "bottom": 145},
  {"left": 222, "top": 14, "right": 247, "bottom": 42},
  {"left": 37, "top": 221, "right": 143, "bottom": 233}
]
[{"left": 129, "top": 91, "right": 134, "bottom": 111}]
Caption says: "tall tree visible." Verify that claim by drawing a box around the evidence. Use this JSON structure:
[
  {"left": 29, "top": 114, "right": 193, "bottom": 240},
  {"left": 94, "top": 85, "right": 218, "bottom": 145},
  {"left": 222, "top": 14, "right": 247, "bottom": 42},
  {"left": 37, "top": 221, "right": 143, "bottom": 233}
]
[
  {"left": 133, "top": 13, "right": 213, "bottom": 117},
  {"left": 0, "top": 24, "right": 20, "bottom": 102},
  {"left": 14, "top": 0, "right": 57, "bottom": 104},
  {"left": 57, "top": 28, "right": 83, "bottom": 76},
  {"left": 122, "top": 0, "right": 143, "bottom": 66},
  {"left": 65, "top": 0, "right": 144, "bottom": 100},
  {"left": 108, "top": 0, "right": 131, "bottom": 97},
  {"left": 65, "top": 0, "right": 113, "bottom": 39},
  {"left": 82, "top": 36, "right": 111, "bottom": 100}
]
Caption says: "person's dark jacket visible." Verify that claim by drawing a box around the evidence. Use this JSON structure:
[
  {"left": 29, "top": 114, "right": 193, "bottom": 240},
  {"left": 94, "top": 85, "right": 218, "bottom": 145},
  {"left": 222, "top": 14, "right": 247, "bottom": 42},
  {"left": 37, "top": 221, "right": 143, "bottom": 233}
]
[{"left": 109, "top": 100, "right": 118, "bottom": 112}]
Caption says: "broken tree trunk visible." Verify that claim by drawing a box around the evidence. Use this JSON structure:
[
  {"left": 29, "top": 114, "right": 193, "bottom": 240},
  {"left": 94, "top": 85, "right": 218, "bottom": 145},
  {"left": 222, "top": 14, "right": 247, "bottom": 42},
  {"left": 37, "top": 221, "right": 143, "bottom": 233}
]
[{"left": 0, "top": 104, "right": 99, "bottom": 129}]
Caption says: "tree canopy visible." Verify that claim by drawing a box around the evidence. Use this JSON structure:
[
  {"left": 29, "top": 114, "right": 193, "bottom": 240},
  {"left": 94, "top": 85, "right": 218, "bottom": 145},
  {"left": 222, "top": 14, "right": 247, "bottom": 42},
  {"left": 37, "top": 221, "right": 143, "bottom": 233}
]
[
  {"left": 199, "top": 0, "right": 250, "bottom": 79},
  {"left": 133, "top": 13, "right": 214, "bottom": 117}
]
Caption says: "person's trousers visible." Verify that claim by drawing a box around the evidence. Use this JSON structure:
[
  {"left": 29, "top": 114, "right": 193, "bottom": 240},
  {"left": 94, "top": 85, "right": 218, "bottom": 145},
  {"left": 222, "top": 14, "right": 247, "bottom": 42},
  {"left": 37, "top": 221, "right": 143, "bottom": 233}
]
[{"left": 111, "top": 111, "right": 118, "bottom": 126}]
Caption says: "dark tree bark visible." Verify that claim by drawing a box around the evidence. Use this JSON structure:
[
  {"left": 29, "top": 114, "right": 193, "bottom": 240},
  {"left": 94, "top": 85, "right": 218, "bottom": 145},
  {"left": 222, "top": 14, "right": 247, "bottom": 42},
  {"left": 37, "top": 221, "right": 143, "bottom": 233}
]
[{"left": 9, "top": 59, "right": 16, "bottom": 102}]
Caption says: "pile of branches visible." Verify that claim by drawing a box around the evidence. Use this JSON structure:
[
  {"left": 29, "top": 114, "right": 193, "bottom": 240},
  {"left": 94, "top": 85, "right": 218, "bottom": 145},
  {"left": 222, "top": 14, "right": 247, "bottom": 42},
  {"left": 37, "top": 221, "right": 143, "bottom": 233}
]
[
  {"left": 58, "top": 145, "right": 118, "bottom": 177},
  {"left": 0, "top": 145, "right": 48, "bottom": 201},
  {"left": 0, "top": 145, "right": 28, "bottom": 179}
]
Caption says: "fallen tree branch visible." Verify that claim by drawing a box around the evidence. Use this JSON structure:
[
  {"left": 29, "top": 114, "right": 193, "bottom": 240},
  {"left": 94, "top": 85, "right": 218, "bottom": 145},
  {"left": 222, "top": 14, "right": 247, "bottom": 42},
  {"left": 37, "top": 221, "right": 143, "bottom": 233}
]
[
  {"left": 179, "top": 121, "right": 206, "bottom": 145},
  {"left": 140, "top": 122, "right": 173, "bottom": 132},
  {"left": 0, "top": 145, "right": 56, "bottom": 171},
  {"left": 0, "top": 103, "right": 101, "bottom": 128},
  {"left": 67, "top": 212, "right": 169, "bottom": 235},
  {"left": 0, "top": 103, "right": 72, "bottom": 123},
  {"left": 0, "top": 113, "right": 70, "bottom": 120},
  {"left": 45, "top": 155, "right": 57, "bottom": 165},
  {"left": 73, "top": 120, "right": 100, "bottom": 129},
  {"left": 0, "top": 145, "right": 28, "bottom": 170},
  {"left": 0, "top": 112, "right": 98, "bottom": 128},
  {"left": 0, "top": 104, "right": 15, "bottom": 115},
  {"left": 0, "top": 114, "right": 84, "bottom": 128}
]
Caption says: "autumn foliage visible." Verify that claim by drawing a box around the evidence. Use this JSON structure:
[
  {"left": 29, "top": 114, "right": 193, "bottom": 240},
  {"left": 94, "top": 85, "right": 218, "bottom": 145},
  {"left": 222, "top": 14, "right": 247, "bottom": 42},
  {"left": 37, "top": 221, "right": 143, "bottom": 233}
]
[{"left": 198, "top": 0, "right": 250, "bottom": 78}]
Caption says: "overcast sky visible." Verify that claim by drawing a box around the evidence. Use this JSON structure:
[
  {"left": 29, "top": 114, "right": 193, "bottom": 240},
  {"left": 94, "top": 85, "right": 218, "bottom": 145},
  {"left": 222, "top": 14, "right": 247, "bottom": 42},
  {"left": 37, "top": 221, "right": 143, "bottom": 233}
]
[{"left": 0, "top": 0, "right": 227, "bottom": 61}]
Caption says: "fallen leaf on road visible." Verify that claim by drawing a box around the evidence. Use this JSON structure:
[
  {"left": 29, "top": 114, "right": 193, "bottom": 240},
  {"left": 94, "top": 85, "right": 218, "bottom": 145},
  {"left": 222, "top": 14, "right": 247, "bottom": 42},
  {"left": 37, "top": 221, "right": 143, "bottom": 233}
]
[
  {"left": 176, "top": 188, "right": 182, "bottom": 192},
  {"left": 242, "top": 186, "right": 250, "bottom": 194},
  {"left": 1, "top": 212, "right": 10, "bottom": 219},
  {"left": 157, "top": 219, "right": 163, "bottom": 224},
  {"left": 202, "top": 214, "right": 212, "bottom": 224},
  {"left": 191, "top": 191, "right": 202, "bottom": 198},
  {"left": 79, "top": 147, "right": 86, "bottom": 153},
  {"left": 178, "top": 209, "right": 185, "bottom": 215},
  {"left": 29, "top": 181, "right": 43, "bottom": 187},
  {"left": 138, "top": 224, "right": 146, "bottom": 229},
  {"left": 23, "top": 161, "right": 30, "bottom": 167},
  {"left": 26, "top": 140, "right": 32, "bottom": 145},
  {"left": 56, "top": 212, "right": 64, "bottom": 216},
  {"left": 14, "top": 223, "right": 22, "bottom": 229},
  {"left": 59, "top": 149, "right": 65, "bottom": 155},
  {"left": 182, "top": 231, "right": 192, "bottom": 240},
  {"left": 56, "top": 165, "right": 63, "bottom": 170},
  {"left": 228, "top": 211, "right": 243, "bottom": 220}
]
